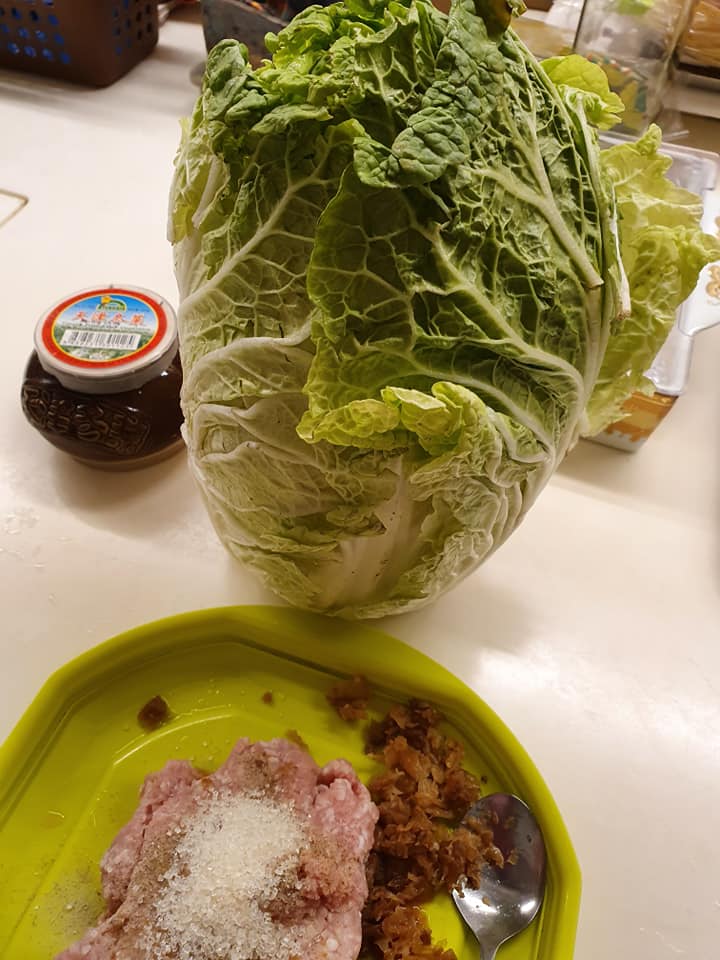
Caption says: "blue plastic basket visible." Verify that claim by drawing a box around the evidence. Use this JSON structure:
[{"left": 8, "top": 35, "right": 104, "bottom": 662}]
[{"left": 0, "top": 0, "right": 158, "bottom": 87}]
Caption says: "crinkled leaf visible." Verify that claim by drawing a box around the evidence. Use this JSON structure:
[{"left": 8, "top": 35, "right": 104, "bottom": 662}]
[
  {"left": 542, "top": 54, "right": 625, "bottom": 129},
  {"left": 584, "top": 125, "right": 720, "bottom": 434}
]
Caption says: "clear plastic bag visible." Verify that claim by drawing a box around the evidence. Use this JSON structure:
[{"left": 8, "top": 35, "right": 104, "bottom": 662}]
[{"left": 573, "top": 0, "right": 697, "bottom": 129}]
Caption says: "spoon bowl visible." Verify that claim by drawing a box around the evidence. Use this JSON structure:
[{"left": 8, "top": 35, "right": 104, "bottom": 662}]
[{"left": 452, "top": 793, "right": 546, "bottom": 960}]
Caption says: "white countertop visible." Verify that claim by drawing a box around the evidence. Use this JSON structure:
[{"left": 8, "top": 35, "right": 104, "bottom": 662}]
[{"left": 1, "top": 10, "right": 720, "bottom": 960}]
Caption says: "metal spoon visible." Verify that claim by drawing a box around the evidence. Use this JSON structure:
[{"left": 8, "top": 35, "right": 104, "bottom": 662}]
[{"left": 452, "top": 793, "right": 546, "bottom": 960}]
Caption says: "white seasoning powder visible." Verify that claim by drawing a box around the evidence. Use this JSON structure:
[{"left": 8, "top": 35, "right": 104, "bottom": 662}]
[{"left": 148, "top": 791, "right": 307, "bottom": 960}]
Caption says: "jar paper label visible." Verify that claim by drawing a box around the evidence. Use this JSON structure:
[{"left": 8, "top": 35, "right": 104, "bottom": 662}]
[{"left": 42, "top": 290, "right": 166, "bottom": 369}]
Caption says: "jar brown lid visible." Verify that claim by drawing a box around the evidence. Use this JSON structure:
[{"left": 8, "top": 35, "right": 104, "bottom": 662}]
[{"left": 34, "top": 285, "right": 178, "bottom": 395}]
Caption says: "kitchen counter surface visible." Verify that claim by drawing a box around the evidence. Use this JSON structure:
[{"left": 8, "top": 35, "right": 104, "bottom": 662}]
[{"left": 1, "top": 10, "right": 719, "bottom": 959}]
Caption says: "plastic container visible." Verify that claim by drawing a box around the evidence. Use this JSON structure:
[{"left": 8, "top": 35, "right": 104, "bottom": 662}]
[
  {"left": 676, "top": 0, "right": 720, "bottom": 78},
  {"left": 591, "top": 135, "right": 720, "bottom": 452},
  {"left": 20, "top": 285, "right": 184, "bottom": 469},
  {"left": 675, "top": 0, "right": 720, "bottom": 97},
  {"left": 0, "top": 605, "right": 581, "bottom": 960},
  {"left": 0, "top": 0, "right": 158, "bottom": 87}
]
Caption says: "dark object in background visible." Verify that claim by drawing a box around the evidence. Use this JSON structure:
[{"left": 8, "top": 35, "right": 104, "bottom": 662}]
[
  {"left": 21, "top": 285, "right": 184, "bottom": 470},
  {"left": 201, "top": 0, "right": 283, "bottom": 57},
  {"left": 201, "top": 0, "right": 330, "bottom": 59},
  {"left": 0, "top": 0, "right": 158, "bottom": 87}
]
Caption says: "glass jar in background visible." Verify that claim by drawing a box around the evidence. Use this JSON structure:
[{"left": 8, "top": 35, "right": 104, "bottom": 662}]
[{"left": 573, "top": 0, "right": 697, "bottom": 131}]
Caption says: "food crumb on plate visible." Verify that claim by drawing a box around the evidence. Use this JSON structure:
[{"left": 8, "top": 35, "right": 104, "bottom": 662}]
[
  {"left": 326, "top": 675, "right": 371, "bottom": 721},
  {"left": 285, "top": 728, "right": 309, "bottom": 752},
  {"left": 136, "top": 695, "right": 172, "bottom": 731},
  {"left": 261, "top": 690, "right": 274, "bottom": 704}
]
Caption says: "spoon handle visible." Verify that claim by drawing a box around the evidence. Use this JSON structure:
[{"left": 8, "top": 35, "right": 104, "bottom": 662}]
[{"left": 479, "top": 943, "right": 498, "bottom": 960}]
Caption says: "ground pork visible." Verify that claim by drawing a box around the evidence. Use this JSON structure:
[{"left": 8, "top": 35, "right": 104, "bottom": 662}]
[{"left": 55, "top": 738, "right": 378, "bottom": 960}]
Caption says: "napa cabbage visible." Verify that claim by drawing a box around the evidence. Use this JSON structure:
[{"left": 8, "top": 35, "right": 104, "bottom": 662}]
[{"left": 169, "top": 0, "right": 718, "bottom": 616}]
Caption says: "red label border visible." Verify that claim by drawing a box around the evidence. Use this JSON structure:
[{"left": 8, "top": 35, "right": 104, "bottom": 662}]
[{"left": 41, "top": 288, "right": 168, "bottom": 370}]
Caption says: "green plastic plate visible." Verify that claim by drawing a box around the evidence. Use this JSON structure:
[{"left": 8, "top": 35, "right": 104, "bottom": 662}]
[{"left": 0, "top": 606, "right": 580, "bottom": 959}]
